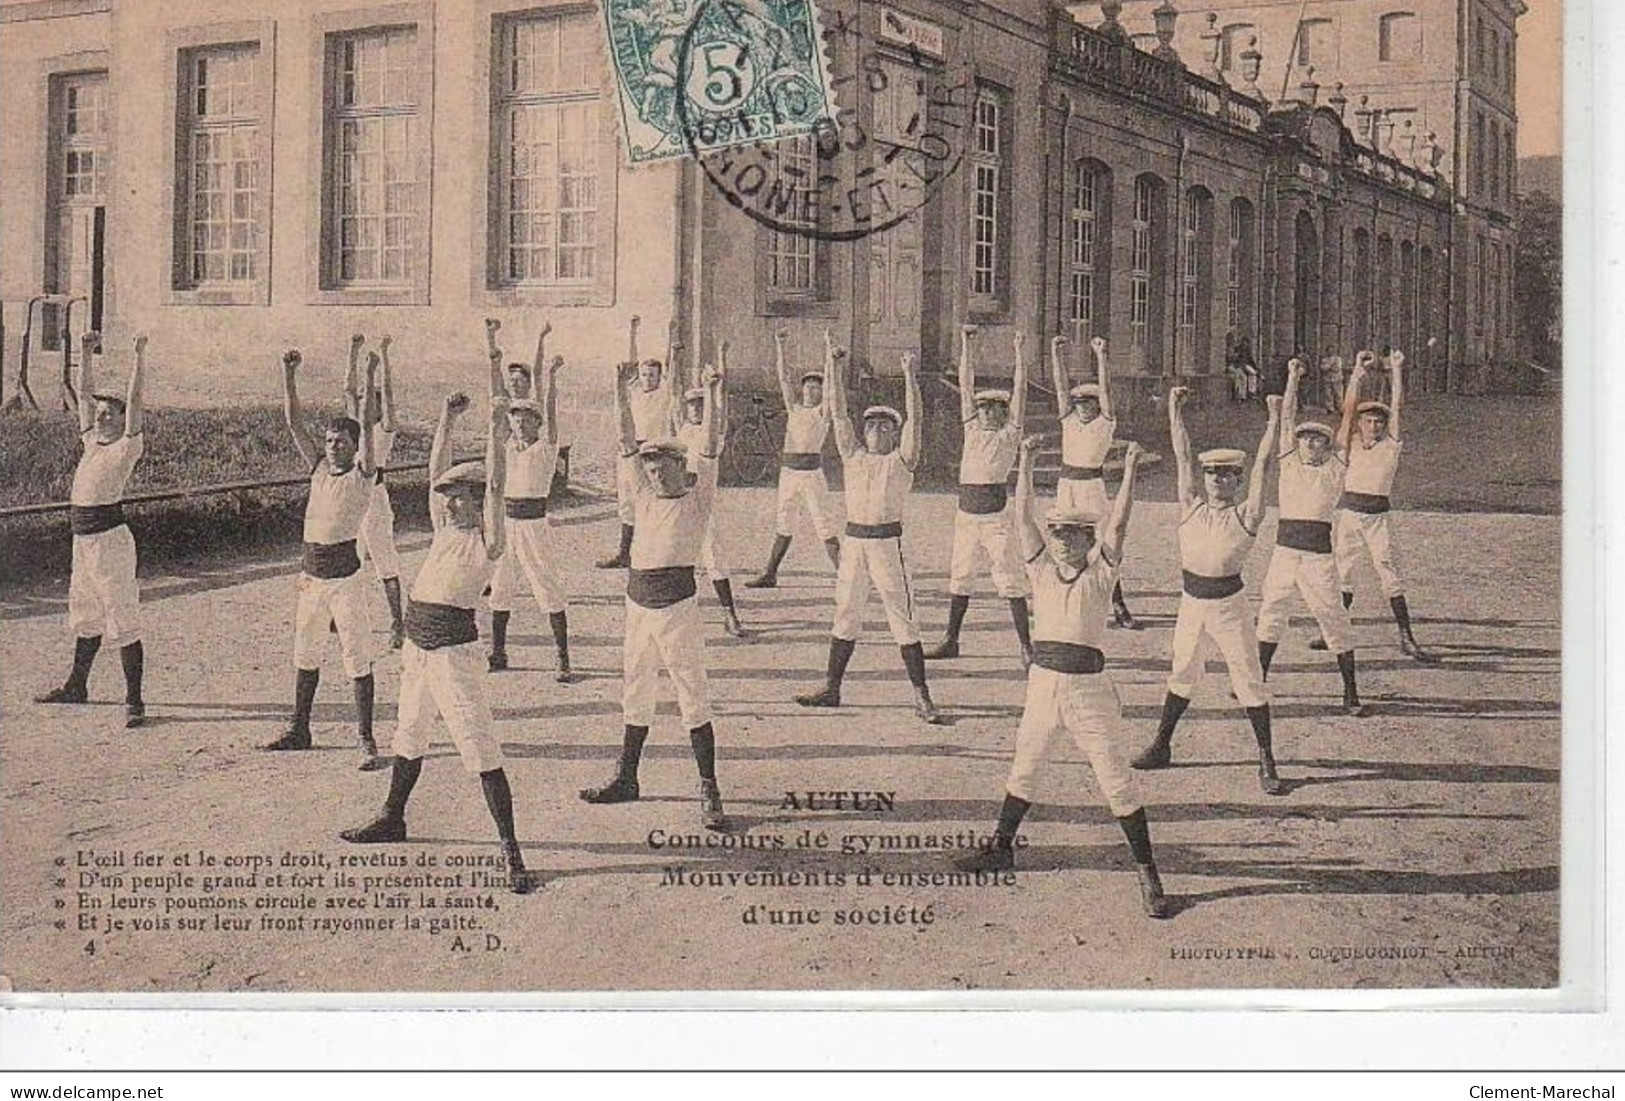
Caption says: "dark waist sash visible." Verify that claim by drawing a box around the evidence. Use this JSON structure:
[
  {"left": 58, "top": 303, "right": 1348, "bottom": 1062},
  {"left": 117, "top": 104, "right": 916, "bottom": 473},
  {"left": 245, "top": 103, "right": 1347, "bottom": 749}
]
[
  {"left": 957, "top": 483, "right": 1008, "bottom": 515},
  {"left": 505, "top": 496, "right": 549, "bottom": 520},
  {"left": 1276, "top": 518, "right": 1334, "bottom": 554},
  {"left": 1060, "top": 464, "right": 1104, "bottom": 481},
  {"left": 781, "top": 452, "right": 822, "bottom": 471},
  {"left": 845, "top": 521, "right": 903, "bottom": 540},
  {"left": 302, "top": 540, "right": 361, "bottom": 580},
  {"left": 628, "top": 566, "right": 698, "bottom": 610},
  {"left": 1031, "top": 641, "right": 1106, "bottom": 675},
  {"left": 404, "top": 599, "right": 479, "bottom": 651},
  {"left": 1339, "top": 491, "right": 1392, "bottom": 514},
  {"left": 70, "top": 502, "right": 127, "bottom": 536},
  {"left": 1181, "top": 570, "right": 1245, "bottom": 600}
]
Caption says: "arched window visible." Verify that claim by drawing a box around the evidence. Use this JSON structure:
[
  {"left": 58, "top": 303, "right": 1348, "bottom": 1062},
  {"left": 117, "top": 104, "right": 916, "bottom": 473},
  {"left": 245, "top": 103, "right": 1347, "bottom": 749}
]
[
  {"left": 1379, "top": 12, "right": 1420, "bottom": 63},
  {"left": 1351, "top": 228, "right": 1372, "bottom": 353},
  {"left": 1398, "top": 241, "right": 1418, "bottom": 356},
  {"left": 1375, "top": 234, "right": 1395, "bottom": 349},
  {"left": 1297, "top": 19, "right": 1335, "bottom": 67},
  {"left": 1227, "top": 197, "right": 1256, "bottom": 340},
  {"left": 1294, "top": 210, "right": 1321, "bottom": 355},
  {"left": 1131, "top": 174, "right": 1167, "bottom": 371},
  {"left": 1181, "top": 187, "right": 1215, "bottom": 369},
  {"left": 1067, "top": 159, "right": 1112, "bottom": 339}
]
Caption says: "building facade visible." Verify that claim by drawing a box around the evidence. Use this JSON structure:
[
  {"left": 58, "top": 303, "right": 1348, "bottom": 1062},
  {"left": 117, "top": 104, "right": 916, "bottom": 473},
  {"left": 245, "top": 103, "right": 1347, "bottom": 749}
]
[{"left": 0, "top": 0, "right": 1511, "bottom": 470}]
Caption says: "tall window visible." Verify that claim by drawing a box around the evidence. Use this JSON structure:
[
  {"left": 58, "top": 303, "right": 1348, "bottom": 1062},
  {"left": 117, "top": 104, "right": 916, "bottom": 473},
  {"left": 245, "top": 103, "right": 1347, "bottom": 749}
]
[
  {"left": 1220, "top": 24, "right": 1257, "bottom": 73},
  {"left": 766, "top": 136, "right": 818, "bottom": 295},
  {"left": 1379, "top": 12, "right": 1420, "bottom": 63},
  {"left": 1375, "top": 235, "right": 1394, "bottom": 347},
  {"left": 1351, "top": 228, "right": 1372, "bottom": 352},
  {"left": 496, "top": 12, "right": 599, "bottom": 286},
  {"left": 1130, "top": 175, "right": 1165, "bottom": 364},
  {"left": 1398, "top": 241, "right": 1417, "bottom": 356},
  {"left": 1180, "top": 188, "right": 1213, "bottom": 367},
  {"left": 325, "top": 26, "right": 420, "bottom": 288},
  {"left": 1068, "top": 161, "right": 1108, "bottom": 335},
  {"left": 1474, "top": 112, "right": 1486, "bottom": 197},
  {"left": 971, "top": 90, "right": 1003, "bottom": 299},
  {"left": 1297, "top": 19, "right": 1335, "bottom": 66},
  {"left": 1227, "top": 198, "right": 1255, "bottom": 336},
  {"left": 178, "top": 44, "right": 261, "bottom": 289}
]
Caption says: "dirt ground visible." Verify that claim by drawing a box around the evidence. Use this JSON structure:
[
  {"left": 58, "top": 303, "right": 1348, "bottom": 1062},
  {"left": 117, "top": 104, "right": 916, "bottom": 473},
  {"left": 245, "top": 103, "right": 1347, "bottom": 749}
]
[{"left": 0, "top": 483, "right": 1560, "bottom": 995}]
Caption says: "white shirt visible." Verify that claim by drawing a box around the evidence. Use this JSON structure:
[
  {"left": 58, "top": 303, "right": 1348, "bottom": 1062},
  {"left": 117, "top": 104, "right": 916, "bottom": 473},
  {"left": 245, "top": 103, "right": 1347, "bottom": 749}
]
[
  {"left": 1178, "top": 501, "right": 1256, "bottom": 577},
  {"left": 676, "top": 422, "right": 711, "bottom": 474},
  {"left": 959, "top": 423, "right": 1019, "bottom": 485},
  {"left": 631, "top": 457, "right": 718, "bottom": 569},
  {"left": 782, "top": 404, "right": 830, "bottom": 454},
  {"left": 629, "top": 384, "right": 674, "bottom": 442},
  {"left": 71, "top": 433, "right": 144, "bottom": 506},
  {"left": 506, "top": 437, "right": 560, "bottom": 499},
  {"left": 843, "top": 450, "right": 912, "bottom": 526},
  {"left": 1061, "top": 414, "right": 1115, "bottom": 468},
  {"left": 302, "top": 460, "right": 373, "bottom": 544},
  {"left": 1027, "top": 549, "right": 1118, "bottom": 647},
  {"left": 1344, "top": 437, "right": 1402, "bottom": 497},
  {"left": 1277, "top": 450, "right": 1346, "bottom": 523},
  {"left": 370, "top": 428, "right": 396, "bottom": 469},
  {"left": 411, "top": 527, "right": 494, "bottom": 609}
]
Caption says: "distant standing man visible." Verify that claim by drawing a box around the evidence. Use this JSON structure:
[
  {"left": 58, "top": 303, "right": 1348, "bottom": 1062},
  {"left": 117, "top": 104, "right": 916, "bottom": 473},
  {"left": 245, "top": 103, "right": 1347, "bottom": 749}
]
[
  {"left": 597, "top": 316, "right": 674, "bottom": 570},
  {"left": 1052, "top": 335, "right": 1137, "bottom": 628},
  {"left": 1328, "top": 349, "right": 1438, "bottom": 662},
  {"left": 744, "top": 329, "right": 842, "bottom": 588},
  {"left": 485, "top": 318, "right": 578, "bottom": 682},
  {"left": 954, "top": 435, "right": 1169, "bottom": 919},
  {"left": 1130, "top": 388, "right": 1287, "bottom": 796},
  {"left": 345, "top": 333, "right": 405, "bottom": 650},
  {"left": 1255, "top": 359, "right": 1367, "bottom": 716},
  {"left": 794, "top": 338, "right": 943, "bottom": 724},
  {"left": 579, "top": 359, "right": 731, "bottom": 830},
  {"left": 924, "top": 324, "right": 1033, "bottom": 665},
  {"left": 263, "top": 349, "right": 382, "bottom": 770},
  {"left": 36, "top": 331, "right": 150, "bottom": 728}
]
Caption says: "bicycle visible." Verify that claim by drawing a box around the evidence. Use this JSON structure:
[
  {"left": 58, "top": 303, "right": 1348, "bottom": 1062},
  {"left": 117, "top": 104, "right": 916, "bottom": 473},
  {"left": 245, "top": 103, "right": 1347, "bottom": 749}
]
[{"left": 720, "top": 391, "right": 783, "bottom": 486}]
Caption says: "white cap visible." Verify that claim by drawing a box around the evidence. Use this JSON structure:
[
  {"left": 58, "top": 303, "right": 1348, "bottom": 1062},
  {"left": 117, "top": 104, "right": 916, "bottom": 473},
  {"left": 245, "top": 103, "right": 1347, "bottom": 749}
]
[
  {"left": 1068, "top": 383, "right": 1102, "bottom": 401},
  {"left": 636, "top": 440, "right": 688, "bottom": 460},
  {"left": 432, "top": 461, "right": 486, "bottom": 493},
  {"left": 1294, "top": 421, "right": 1334, "bottom": 440},
  {"left": 1043, "top": 505, "right": 1100, "bottom": 529},
  {"left": 1197, "top": 448, "right": 1247, "bottom": 469},
  {"left": 862, "top": 405, "right": 903, "bottom": 426},
  {"left": 505, "top": 398, "right": 541, "bottom": 416},
  {"left": 973, "top": 389, "right": 1012, "bottom": 406},
  {"left": 1356, "top": 400, "right": 1391, "bottom": 418}
]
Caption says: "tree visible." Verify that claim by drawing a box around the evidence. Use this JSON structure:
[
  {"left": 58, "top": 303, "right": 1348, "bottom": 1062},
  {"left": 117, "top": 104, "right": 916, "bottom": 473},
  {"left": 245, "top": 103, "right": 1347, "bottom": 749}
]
[{"left": 1514, "top": 190, "right": 1562, "bottom": 373}]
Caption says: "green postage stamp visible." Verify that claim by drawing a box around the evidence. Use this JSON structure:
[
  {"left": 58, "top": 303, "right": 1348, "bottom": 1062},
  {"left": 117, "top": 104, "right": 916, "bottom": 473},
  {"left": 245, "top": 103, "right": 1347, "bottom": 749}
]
[{"left": 602, "top": 0, "right": 839, "bottom": 164}]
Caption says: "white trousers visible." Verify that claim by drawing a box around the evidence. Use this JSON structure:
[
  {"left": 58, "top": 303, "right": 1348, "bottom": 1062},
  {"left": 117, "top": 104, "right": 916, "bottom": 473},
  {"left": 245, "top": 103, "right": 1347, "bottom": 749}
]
[
  {"left": 292, "top": 570, "right": 373, "bottom": 678},
  {"left": 698, "top": 515, "right": 726, "bottom": 580},
  {"left": 1005, "top": 666, "right": 1140, "bottom": 817},
  {"left": 391, "top": 639, "right": 504, "bottom": 774},
  {"left": 68, "top": 526, "right": 142, "bottom": 642},
  {"left": 615, "top": 454, "right": 638, "bottom": 525},
  {"left": 1166, "top": 591, "right": 1269, "bottom": 708},
  {"left": 775, "top": 467, "right": 840, "bottom": 541},
  {"left": 1256, "top": 546, "right": 1354, "bottom": 653},
  {"left": 623, "top": 596, "right": 713, "bottom": 728},
  {"left": 1055, "top": 476, "right": 1110, "bottom": 521},
  {"left": 490, "top": 516, "right": 568, "bottom": 615},
  {"left": 357, "top": 484, "right": 400, "bottom": 580},
  {"left": 1335, "top": 510, "right": 1404, "bottom": 599},
  {"left": 948, "top": 509, "right": 1030, "bottom": 598},
  {"left": 832, "top": 535, "right": 920, "bottom": 645}
]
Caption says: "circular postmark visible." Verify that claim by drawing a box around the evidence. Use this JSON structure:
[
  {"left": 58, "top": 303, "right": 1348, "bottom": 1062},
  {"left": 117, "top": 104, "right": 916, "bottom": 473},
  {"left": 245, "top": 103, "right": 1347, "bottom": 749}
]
[{"left": 672, "top": 0, "right": 971, "bottom": 242}]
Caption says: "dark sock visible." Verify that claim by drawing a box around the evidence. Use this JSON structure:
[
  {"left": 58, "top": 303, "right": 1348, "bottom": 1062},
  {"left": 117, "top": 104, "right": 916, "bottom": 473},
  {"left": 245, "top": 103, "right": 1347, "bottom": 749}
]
[
  {"left": 491, "top": 610, "right": 511, "bottom": 654},
  {"left": 549, "top": 611, "right": 571, "bottom": 667},
  {"left": 688, "top": 722, "right": 718, "bottom": 782},
  {"left": 762, "top": 534, "right": 791, "bottom": 577},
  {"left": 1112, "top": 580, "right": 1129, "bottom": 609},
  {"left": 1008, "top": 598, "right": 1032, "bottom": 654},
  {"left": 1341, "top": 590, "right": 1354, "bottom": 610},
  {"left": 1118, "top": 807, "right": 1156, "bottom": 865},
  {"left": 382, "top": 576, "right": 403, "bottom": 628},
  {"left": 1337, "top": 650, "right": 1360, "bottom": 701},
  {"left": 712, "top": 578, "right": 736, "bottom": 612},
  {"left": 619, "top": 524, "right": 635, "bottom": 560},
  {"left": 384, "top": 755, "right": 424, "bottom": 819},
  {"left": 1155, "top": 692, "right": 1191, "bottom": 745},
  {"left": 617, "top": 724, "right": 651, "bottom": 781},
  {"left": 994, "top": 792, "right": 1032, "bottom": 849},
  {"left": 826, "top": 637, "right": 856, "bottom": 687},
  {"left": 942, "top": 594, "right": 970, "bottom": 642},
  {"left": 67, "top": 635, "right": 102, "bottom": 692},
  {"left": 823, "top": 537, "right": 841, "bottom": 567},
  {"left": 1245, "top": 704, "right": 1276, "bottom": 758},
  {"left": 900, "top": 642, "right": 930, "bottom": 690},
  {"left": 119, "top": 641, "right": 144, "bottom": 705},
  {"left": 1390, "top": 594, "right": 1414, "bottom": 633},
  {"left": 292, "top": 667, "right": 320, "bottom": 730},
  {"left": 1258, "top": 639, "right": 1278, "bottom": 679},
  {"left": 353, "top": 673, "right": 376, "bottom": 743},
  {"left": 479, "top": 768, "right": 518, "bottom": 842}
]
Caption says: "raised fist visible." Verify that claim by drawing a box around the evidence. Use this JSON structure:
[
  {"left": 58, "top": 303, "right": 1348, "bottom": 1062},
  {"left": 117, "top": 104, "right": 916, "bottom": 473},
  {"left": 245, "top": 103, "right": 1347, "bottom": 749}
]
[
  {"left": 283, "top": 350, "right": 302, "bottom": 370},
  {"left": 81, "top": 330, "right": 99, "bottom": 348},
  {"left": 1124, "top": 440, "right": 1144, "bottom": 463},
  {"left": 1169, "top": 386, "right": 1191, "bottom": 406},
  {"left": 484, "top": 318, "right": 501, "bottom": 334},
  {"left": 1387, "top": 350, "right": 1406, "bottom": 370},
  {"left": 1090, "top": 336, "right": 1107, "bottom": 353},
  {"left": 629, "top": 315, "right": 642, "bottom": 332},
  {"left": 549, "top": 354, "right": 565, "bottom": 371},
  {"left": 538, "top": 320, "right": 553, "bottom": 339},
  {"left": 133, "top": 335, "right": 149, "bottom": 355},
  {"left": 1052, "top": 334, "right": 1070, "bottom": 348},
  {"left": 701, "top": 364, "right": 722, "bottom": 386},
  {"left": 1288, "top": 357, "right": 1306, "bottom": 379},
  {"left": 351, "top": 333, "right": 366, "bottom": 348},
  {"left": 1355, "top": 350, "right": 1377, "bottom": 370},
  {"left": 961, "top": 323, "right": 978, "bottom": 337},
  {"left": 830, "top": 346, "right": 848, "bottom": 361},
  {"left": 1012, "top": 331, "right": 1025, "bottom": 350},
  {"left": 379, "top": 334, "right": 393, "bottom": 351},
  {"left": 1020, "top": 433, "right": 1048, "bottom": 455},
  {"left": 776, "top": 329, "right": 789, "bottom": 343},
  {"left": 901, "top": 351, "right": 918, "bottom": 373},
  {"left": 445, "top": 391, "right": 471, "bottom": 416}
]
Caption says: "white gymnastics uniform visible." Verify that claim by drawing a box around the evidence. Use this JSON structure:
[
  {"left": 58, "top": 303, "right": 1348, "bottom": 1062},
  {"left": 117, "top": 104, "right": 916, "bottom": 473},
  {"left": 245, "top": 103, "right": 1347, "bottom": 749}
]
[
  {"left": 1006, "top": 547, "right": 1140, "bottom": 816},
  {"left": 677, "top": 421, "right": 726, "bottom": 578},
  {"left": 293, "top": 460, "right": 374, "bottom": 678},
  {"left": 1335, "top": 437, "right": 1405, "bottom": 598},
  {"left": 623, "top": 456, "right": 719, "bottom": 728},
  {"left": 1056, "top": 412, "right": 1115, "bottom": 518},
  {"left": 948, "top": 422, "right": 1029, "bottom": 599},
  {"left": 774, "top": 404, "right": 839, "bottom": 542},
  {"left": 616, "top": 383, "right": 675, "bottom": 525},
  {"left": 357, "top": 428, "right": 400, "bottom": 580},
  {"left": 68, "top": 432, "right": 145, "bottom": 643},
  {"left": 831, "top": 450, "right": 920, "bottom": 645},
  {"left": 489, "top": 437, "right": 567, "bottom": 616},
  {"left": 1166, "top": 501, "right": 1268, "bottom": 707},
  {"left": 1257, "top": 447, "right": 1354, "bottom": 652},
  {"left": 393, "top": 524, "right": 502, "bottom": 773}
]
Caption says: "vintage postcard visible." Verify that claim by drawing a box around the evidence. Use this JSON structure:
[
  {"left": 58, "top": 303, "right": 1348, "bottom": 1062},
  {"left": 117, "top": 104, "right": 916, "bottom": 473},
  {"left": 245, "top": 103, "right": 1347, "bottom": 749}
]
[{"left": 0, "top": 0, "right": 1574, "bottom": 1000}]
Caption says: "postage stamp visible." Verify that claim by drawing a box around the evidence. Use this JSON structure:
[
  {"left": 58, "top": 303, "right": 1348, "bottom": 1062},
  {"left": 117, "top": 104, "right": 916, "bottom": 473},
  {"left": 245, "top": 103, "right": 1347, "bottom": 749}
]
[{"left": 602, "top": 0, "right": 840, "bottom": 164}]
